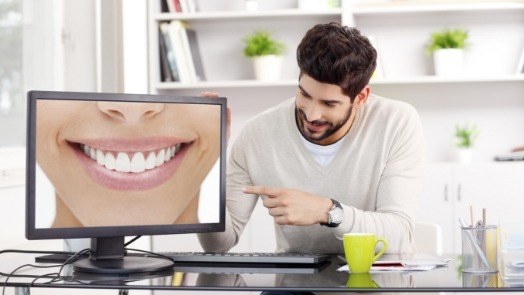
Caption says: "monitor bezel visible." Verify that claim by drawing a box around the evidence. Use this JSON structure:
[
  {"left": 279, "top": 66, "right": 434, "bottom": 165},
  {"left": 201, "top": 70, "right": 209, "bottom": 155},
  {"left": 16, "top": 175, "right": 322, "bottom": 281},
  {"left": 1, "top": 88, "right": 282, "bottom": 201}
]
[{"left": 26, "top": 90, "right": 226, "bottom": 240}]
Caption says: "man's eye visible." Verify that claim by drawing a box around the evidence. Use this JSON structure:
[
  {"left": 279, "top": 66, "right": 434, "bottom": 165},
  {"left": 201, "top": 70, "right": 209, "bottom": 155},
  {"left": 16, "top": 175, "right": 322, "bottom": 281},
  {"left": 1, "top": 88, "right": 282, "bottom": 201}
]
[{"left": 325, "top": 102, "right": 336, "bottom": 107}]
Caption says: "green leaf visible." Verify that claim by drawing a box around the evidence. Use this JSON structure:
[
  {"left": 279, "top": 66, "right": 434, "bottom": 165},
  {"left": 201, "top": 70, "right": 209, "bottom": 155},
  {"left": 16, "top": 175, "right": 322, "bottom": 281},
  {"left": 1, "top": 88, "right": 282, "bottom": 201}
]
[
  {"left": 426, "top": 28, "right": 469, "bottom": 54},
  {"left": 454, "top": 123, "right": 478, "bottom": 148},
  {"left": 243, "top": 30, "right": 286, "bottom": 57}
]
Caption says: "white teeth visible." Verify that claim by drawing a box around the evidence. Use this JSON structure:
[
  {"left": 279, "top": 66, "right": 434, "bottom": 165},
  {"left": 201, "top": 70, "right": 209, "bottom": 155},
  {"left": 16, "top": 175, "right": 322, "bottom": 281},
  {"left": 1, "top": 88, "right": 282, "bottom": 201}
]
[
  {"left": 164, "top": 148, "right": 171, "bottom": 162},
  {"left": 130, "top": 153, "right": 146, "bottom": 173},
  {"left": 156, "top": 149, "right": 165, "bottom": 167},
  {"left": 89, "top": 148, "right": 96, "bottom": 160},
  {"left": 145, "top": 152, "right": 156, "bottom": 170},
  {"left": 96, "top": 150, "right": 105, "bottom": 166},
  {"left": 115, "top": 152, "right": 131, "bottom": 172},
  {"left": 105, "top": 152, "right": 116, "bottom": 170},
  {"left": 81, "top": 143, "right": 182, "bottom": 173}
]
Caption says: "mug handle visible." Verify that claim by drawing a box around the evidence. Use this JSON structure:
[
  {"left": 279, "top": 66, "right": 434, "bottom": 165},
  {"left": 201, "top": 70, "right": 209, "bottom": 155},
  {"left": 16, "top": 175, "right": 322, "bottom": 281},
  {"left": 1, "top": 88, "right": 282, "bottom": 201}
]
[{"left": 373, "top": 237, "right": 388, "bottom": 262}]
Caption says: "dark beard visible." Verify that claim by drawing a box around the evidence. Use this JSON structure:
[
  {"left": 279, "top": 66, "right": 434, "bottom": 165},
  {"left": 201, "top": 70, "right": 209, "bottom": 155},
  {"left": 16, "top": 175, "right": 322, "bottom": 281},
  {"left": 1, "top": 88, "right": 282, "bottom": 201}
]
[{"left": 295, "top": 105, "right": 352, "bottom": 144}]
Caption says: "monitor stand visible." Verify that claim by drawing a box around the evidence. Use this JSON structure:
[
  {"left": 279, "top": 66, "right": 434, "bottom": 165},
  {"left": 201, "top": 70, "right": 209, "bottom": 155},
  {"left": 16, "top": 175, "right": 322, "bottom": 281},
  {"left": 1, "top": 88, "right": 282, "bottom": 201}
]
[{"left": 72, "top": 236, "right": 174, "bottom": 275}]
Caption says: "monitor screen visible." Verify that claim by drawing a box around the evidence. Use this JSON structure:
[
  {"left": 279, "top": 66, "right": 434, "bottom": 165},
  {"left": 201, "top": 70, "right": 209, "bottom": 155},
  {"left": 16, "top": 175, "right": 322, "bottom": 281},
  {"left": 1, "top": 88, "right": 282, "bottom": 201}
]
[{"left": 26, "top": 91, "right": 226, "bottom": 242}]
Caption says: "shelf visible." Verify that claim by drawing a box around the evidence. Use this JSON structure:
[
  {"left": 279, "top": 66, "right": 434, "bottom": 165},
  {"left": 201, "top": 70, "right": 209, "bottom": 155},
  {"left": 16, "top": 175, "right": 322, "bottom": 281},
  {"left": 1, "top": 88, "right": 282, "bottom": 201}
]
[
  {"left": 370, "top": 75, "right": 524, "bottom": 85},
  {"left": 154, "top": 9, "right": 342, "bottom": 21},
  {"left": 350, "top": 1, "right": 524, "bottom": 15},
  {"left": 155, "top": 79, "right": 299, "bottom": 90},
  {"left": 155, "top": 75, "right": 524, "bottom": 90}
]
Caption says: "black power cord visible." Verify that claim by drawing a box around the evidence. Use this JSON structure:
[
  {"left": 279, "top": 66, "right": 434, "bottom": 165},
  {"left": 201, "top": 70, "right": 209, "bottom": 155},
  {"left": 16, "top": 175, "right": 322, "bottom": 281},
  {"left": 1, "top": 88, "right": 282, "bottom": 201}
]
[{"left": 1, "top": 235, "right": 146, "bottom": 294}]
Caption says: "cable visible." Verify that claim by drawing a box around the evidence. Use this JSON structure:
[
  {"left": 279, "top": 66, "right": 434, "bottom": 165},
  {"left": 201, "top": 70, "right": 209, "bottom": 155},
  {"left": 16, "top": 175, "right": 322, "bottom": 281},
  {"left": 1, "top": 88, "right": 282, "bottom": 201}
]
[
  {"left": 125, "top": 248, "right": 174, "bottom": 262},
  {"left": 2, "top": 264, "right": 63, "bottom": 295},
  {"left": 41, "top": 248, "right": 91, "bottom": 286},
  {"left": 1, "top": 238, "right": 165, "bottom": 294},
  {"left": 124, "top": 236, "right": 142, "bottom": 247},
  {"left": 0, "top": 248, "right": 91, "bottom": 295}
]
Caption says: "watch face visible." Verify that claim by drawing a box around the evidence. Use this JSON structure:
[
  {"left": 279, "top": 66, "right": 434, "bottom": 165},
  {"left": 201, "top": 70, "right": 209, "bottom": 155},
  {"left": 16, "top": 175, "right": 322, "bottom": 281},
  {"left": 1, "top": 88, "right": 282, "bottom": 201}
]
[{"left": 330, "top": 207, "right": 344, "bottom": 224}]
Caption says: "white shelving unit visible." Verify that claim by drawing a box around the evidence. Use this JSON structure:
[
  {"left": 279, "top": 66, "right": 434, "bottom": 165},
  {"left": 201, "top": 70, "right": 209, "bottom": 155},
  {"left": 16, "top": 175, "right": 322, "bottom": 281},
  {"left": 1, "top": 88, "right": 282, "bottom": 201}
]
[
  {"left": 155, "top": 74, "right": 524, "bottom": 90},
  {"left": 148, "top": 0, "right": 524, "bottom": 253},
  {"left": 153, "top": 9, "right": 342, "bottom": 21},
  {"left": 348, "top": 1, "right": 524, "bottom": 15},
  {"left": 149, "top": 1, "right": 524, "bottom": 92},
  {"left": 148, "top": 1, "right": 341, "bottom": 93}
]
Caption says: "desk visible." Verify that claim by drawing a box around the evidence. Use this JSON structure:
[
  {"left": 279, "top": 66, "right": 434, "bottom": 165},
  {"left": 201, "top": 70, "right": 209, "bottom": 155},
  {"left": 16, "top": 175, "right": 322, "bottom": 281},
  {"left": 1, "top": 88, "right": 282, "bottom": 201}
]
[{"left": 1, "top": 253, "right": 522, "bottom": 293}]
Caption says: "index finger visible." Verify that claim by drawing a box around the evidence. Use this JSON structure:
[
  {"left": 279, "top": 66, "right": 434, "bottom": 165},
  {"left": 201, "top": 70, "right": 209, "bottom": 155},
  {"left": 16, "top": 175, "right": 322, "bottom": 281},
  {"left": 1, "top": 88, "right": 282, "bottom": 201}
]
[
  {"left": 242, "top": 186, "right": 282, "bottom": 197},
  {"left": 199, "top": 91, "right": 219, "bottom": 98}
]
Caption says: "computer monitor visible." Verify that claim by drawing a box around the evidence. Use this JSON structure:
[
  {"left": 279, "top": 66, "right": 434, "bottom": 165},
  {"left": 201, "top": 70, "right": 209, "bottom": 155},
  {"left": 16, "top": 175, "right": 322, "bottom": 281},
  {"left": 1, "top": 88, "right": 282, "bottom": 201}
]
[{"left": 26, "top": 90, "right": 226, "bottom": 275}]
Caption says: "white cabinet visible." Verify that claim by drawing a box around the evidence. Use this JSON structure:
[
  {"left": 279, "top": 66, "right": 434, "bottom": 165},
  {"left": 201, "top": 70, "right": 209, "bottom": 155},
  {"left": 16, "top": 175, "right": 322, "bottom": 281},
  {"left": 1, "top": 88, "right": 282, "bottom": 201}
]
[{"left": 419, "top": 162, "right": 524, "bottom": 253}]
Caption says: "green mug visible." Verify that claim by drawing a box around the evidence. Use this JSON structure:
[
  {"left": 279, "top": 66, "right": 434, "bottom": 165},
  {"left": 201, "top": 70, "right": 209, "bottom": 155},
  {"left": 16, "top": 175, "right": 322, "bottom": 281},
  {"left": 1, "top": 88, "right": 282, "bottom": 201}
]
[
  {"left": 343, "top": 233, "right": 388, "bottom": 273},
  {"left": 345, "top": 273, "right": 379, "bottom": 288}
]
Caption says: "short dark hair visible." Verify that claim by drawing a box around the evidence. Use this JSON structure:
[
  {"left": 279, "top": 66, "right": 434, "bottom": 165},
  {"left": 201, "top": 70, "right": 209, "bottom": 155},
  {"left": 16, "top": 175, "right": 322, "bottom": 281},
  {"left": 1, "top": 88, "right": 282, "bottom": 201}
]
[{"left": 297, "top": 22, "right": 377, "bottom": 101}]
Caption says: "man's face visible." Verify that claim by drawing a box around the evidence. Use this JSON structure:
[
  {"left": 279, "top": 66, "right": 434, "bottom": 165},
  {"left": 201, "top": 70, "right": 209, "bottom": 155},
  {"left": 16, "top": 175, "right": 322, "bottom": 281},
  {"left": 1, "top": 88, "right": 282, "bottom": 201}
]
[{"left": 295, "top": 74, "right": 354, "bottom": 145}]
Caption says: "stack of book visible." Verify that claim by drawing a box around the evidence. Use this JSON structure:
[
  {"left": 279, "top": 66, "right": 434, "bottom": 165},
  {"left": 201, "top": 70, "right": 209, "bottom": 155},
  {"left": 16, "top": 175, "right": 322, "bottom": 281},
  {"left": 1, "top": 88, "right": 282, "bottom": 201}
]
[
  {"left": 158, "top": 21, "right": 205, "bottom": 83},
  {"left": 162, "top": 0, "right": 198, "bottom": 13},
  {"left": 163, "top": 0, "right": 198, "bottom": 13}
]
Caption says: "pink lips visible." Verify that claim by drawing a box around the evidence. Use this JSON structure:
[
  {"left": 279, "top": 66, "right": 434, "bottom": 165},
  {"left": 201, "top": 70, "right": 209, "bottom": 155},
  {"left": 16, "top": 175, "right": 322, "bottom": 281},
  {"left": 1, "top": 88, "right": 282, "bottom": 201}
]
[{"left": 72, "top": 138, "right": 191, "bottom": 191}]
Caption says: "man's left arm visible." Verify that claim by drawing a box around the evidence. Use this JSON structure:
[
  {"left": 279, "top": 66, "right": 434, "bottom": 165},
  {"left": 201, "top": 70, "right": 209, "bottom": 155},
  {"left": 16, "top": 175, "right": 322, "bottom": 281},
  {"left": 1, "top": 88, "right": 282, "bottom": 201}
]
[{"left": 334, "top": 106, "right": 426, "bottom": 253}]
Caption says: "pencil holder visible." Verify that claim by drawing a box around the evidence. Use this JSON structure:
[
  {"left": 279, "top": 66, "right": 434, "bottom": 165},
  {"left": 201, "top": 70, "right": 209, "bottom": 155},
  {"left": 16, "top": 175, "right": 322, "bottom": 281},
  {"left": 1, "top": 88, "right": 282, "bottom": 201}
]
[{"left": 461, "top": 225, "right": 498, "bottom": 273}]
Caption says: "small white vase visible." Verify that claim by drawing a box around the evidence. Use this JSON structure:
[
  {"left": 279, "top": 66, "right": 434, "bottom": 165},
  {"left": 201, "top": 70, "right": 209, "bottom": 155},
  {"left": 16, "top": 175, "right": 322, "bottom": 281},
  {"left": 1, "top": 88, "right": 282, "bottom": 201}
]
[
  {"left": 252, "top": 55, "right": 283, "bottom": 81},
  {"left": 244, "top": 0, "right": 258, "bottom": 12},
  {"left": 433, "top": 48, "right": 465, "bottom": 77},
  {"left": 298, "top": 0, "right": 329, "bottom": 10},
  {"left": 457, "top": 148, "right": 473, "bottom": 164}
]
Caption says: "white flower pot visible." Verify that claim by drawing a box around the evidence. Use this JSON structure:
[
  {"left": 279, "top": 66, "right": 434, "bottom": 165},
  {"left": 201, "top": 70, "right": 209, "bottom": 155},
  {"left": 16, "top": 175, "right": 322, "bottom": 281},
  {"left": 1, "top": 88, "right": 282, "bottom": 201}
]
[
  {"left": 252, "top": 55, "right": 283, "bottom": 81},
  {"left": 433, "top": 48, "right": 465, "bottom": 77},
  {"left": 298, "top": 0, "right": 329, "bottom": 10},
  {"left": 244, "top": 0, "right": 258, "bottom": 12},
  {"left": 457, "top": 148, "right": 473, "bottom": 164}
]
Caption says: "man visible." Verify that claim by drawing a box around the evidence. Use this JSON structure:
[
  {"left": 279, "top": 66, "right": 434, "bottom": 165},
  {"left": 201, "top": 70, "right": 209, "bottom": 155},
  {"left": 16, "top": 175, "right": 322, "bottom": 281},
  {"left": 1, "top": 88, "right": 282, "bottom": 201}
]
[{"left": 199, "top": 22, "right": 426, "bottom": 254}]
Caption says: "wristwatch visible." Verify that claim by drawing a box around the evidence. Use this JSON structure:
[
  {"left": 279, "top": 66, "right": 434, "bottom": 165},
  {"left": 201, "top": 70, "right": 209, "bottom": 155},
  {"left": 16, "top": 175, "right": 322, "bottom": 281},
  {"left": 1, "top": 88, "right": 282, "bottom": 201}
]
[{"left": 321, "top": 199, "right": 344, "bottom": 228}]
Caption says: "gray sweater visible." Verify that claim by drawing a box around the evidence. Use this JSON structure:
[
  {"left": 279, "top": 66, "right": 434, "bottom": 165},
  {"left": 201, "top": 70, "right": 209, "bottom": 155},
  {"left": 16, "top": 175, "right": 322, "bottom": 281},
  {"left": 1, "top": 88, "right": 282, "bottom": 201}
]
[{"left": 199, "top": 95, "right": 426, "bottom": 254}]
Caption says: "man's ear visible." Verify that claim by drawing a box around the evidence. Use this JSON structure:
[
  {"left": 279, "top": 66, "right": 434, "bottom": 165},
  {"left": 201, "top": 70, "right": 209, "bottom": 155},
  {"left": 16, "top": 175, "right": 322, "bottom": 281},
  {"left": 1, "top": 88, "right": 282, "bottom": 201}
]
[{"left": 353, "top": 86, "right": 370, "bottom": 109}]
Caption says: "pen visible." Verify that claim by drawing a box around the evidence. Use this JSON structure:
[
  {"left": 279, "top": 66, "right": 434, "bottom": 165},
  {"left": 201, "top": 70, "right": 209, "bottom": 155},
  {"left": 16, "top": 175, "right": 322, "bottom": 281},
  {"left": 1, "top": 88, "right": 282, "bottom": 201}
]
[
  {"left": 458, "top": 218, "right": 490, "bottom": 269},
  {"left": 470, "top": 205, "right": 474, "bottom": 227}
]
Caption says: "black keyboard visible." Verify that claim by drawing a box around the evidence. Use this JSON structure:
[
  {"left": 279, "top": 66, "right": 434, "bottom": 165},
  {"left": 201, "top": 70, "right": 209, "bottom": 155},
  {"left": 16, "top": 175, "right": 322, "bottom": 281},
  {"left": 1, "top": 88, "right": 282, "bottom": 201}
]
[{"left": 161, "top": 252, "right": 330, "bottom": 265}]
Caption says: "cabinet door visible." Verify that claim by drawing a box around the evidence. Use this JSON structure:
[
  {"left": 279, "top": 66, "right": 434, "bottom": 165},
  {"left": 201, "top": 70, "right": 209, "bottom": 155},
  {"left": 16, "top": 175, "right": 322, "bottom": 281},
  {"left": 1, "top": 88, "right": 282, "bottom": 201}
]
[
  {"left": 455, "top": 162, "right": 524, "bottom": 229},
  {"left": 418, "top": 163, "right": 456, "bottom": 253}
]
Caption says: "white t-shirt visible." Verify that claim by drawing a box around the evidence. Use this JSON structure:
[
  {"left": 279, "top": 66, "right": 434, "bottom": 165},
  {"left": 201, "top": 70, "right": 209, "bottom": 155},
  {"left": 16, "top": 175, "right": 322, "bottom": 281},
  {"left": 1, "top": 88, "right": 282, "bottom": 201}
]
[{"left": 301, "top": 136, "right": 346, "bottom": 167}]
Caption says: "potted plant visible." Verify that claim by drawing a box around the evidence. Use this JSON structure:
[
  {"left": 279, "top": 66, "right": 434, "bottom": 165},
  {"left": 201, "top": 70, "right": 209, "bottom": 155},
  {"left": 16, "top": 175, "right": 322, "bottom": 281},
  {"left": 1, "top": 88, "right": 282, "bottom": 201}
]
[
  {"left": 454, "top": 123, "right": 478, "bottom": 164},
  {"left": 243, "top": 30, "right": 286, "bottom": 81},
  {"left": 426, "top": 28, "right": 469, "bottom": 77}
]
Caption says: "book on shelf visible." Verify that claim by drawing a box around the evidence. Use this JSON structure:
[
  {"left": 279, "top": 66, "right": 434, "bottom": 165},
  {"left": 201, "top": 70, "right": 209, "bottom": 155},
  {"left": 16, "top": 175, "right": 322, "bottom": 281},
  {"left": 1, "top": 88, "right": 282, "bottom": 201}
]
[
  {"left": 516, "top": 45, "right": 524, "bottom": 74},
  {"left": 179, "top": 0, "right": 198, "bottom": 13},
  {"left": 158, "top": 28, "right": 173, "bottom": 82},
  {"left": 158, "top": 25, "right": 180, "bottom": 82},
  {"left": 164, "top": 0, "right": 182, "bottom": 13},
  {"left": 186, "top": 28, "right": 206, "bottom": 81},
  {"left": 158, "top": 21, "right": 205, "bottom": 83}
]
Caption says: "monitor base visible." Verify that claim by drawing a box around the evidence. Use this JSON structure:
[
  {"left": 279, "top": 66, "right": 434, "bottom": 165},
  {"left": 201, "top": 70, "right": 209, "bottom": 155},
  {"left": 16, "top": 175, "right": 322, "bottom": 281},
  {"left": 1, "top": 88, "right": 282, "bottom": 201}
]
[{"left": 73, "top": 256, "right": 174, "bottom": 275}]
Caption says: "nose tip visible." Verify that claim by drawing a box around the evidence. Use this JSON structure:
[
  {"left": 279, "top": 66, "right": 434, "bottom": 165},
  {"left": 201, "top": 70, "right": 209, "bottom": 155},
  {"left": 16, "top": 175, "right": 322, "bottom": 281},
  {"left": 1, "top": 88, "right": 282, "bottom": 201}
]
[
  {"left": 304, "top": 107, "right": 322, "bottom": 122},
  {"left": 97, "top": 102, "right": 164, "bottom": 122}
]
